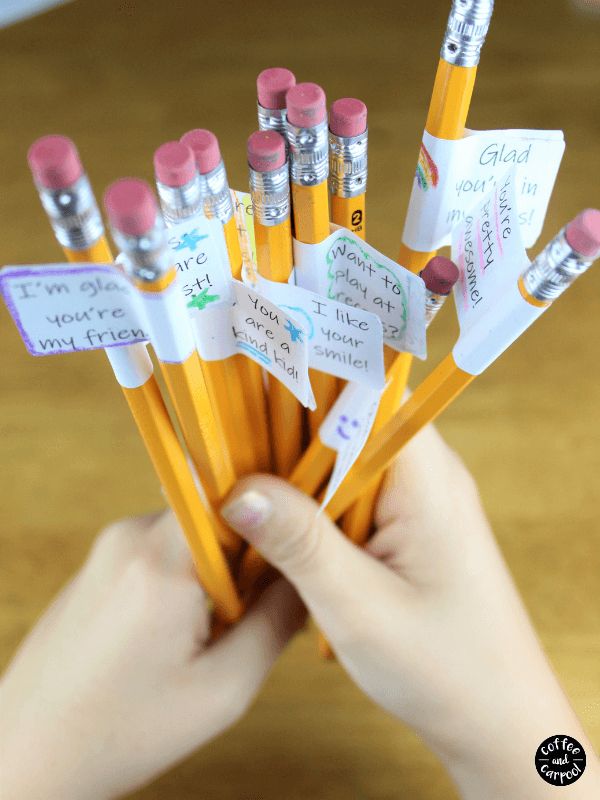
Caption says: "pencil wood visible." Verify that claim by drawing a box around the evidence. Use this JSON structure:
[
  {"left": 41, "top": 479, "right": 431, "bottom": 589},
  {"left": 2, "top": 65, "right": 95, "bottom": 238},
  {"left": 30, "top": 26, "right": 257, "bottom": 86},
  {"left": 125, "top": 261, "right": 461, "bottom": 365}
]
[{"left": 65, "top": 238, "right": 242, "bottom": 617}]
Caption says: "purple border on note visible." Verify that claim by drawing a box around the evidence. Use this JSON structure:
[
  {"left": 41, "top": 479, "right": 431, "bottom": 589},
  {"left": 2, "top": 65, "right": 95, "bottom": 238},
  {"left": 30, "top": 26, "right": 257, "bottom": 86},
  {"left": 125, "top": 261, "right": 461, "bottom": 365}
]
[{"left": 0, "top": 264, "right": 148, "bottom": 357}]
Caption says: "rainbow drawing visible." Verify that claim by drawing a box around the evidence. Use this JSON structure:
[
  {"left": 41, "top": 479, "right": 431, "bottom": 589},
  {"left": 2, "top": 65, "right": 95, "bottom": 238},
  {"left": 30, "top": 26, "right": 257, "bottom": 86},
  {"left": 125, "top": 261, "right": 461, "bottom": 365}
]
[{"left": 415, "top": 142, "right": 439, "bottom": 191}]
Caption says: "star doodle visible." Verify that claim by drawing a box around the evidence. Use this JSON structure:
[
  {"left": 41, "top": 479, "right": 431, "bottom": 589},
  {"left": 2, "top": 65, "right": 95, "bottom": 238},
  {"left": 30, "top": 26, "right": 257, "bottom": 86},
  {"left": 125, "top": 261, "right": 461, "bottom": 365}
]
[
  {"left": 174, "top": 230, "right": 208, "bottom": 252},
  {"left": 284, "top": 318, "right": 304, "bottom": 343},
  {"left": 187, "top": 288, "right": 220, "bottom": 310}
]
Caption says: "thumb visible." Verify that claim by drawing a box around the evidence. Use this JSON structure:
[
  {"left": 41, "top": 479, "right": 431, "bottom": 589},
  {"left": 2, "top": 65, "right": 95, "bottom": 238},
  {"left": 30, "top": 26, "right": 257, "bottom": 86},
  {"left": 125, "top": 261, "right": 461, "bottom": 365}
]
[{"left": 221, "top": 474, "right": 394, "bottom": 634}]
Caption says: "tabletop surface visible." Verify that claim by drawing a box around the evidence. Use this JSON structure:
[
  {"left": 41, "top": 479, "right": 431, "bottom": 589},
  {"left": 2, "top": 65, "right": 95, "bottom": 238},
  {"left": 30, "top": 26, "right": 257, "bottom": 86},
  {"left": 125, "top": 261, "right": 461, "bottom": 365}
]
[{"left": 1, "top": 1, "right": 598, "bottom": 797}]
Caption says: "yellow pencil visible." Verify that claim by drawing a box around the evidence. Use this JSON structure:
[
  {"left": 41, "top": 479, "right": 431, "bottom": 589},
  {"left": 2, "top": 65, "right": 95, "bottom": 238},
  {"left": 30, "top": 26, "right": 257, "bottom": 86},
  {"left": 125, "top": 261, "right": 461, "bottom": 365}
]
[
  {"left": 154, "top": 140, "right": 260, "bottom": 480},
  {"left": 327, "top": 211, "right": 600, "bottom": 521},
  {"left": 286, "top": 82, "right": 340, "bottom": 435},
  {"left": 28, "top": 136, "right": 242, "bottom": 621},
  {"left": 329, "top": 97, "right": 368, "bottom": 240},
  {"left": 365, "top": 0, "right": 495, "bottom": 503},
  {"left": 181, "top": 129, "right": 272, "bottom": 474},
  {"left": 104, "top": 179, "right": 240, "bottom": 556},
  {"left": 247, "top": 129, "right": 304, "bottom": 477}
]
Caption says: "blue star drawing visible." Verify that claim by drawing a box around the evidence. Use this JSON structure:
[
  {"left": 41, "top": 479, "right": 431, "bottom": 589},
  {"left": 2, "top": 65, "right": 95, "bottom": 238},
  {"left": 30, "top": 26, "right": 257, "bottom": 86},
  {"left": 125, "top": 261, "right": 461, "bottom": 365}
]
[
  {"left": 284, "top": 318, "right": 303, "bottom": 343},
  {"left": 174, "top": 230, "right": 208, "bottom": 252}
]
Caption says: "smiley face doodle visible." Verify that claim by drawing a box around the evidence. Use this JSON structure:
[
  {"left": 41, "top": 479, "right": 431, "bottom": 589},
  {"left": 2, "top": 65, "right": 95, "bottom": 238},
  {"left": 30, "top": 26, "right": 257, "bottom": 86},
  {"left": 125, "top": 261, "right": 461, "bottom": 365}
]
[{"left": 336, "top": 414, "right": 360, "bottom": 441}]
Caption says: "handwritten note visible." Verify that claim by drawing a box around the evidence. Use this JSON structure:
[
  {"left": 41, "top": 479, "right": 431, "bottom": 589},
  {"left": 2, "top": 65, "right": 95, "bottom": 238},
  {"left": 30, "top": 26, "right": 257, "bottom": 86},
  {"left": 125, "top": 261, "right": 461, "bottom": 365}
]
[
  {"left": 190, "top": 280, "right": 315, "bottom": 408},
  {"left": 231, "top": 189, "right": 257, "bottom": 269},
  {"left": 450, "top": 169, "right": 540, "bottom": 376},
  {"left": 0, "top": 264, "right": 148, "bottom": 356},
  {"left": 257, "top": 277, "right": 385, "bottom": 389},
  {"left": 452, "top": 168, "right": 529, "bottom": 331},
  {"left": 403, "top": 128, "right": 565, "bottom": 252},
  {"left": 294, "top": 228, "right": 426, "bottom": 357},
  {"left": 166, "top": 214, "right": 233, "bottom": 304},
  {"left": 319, "top": 382, "right": 382, "bottom": 510}
]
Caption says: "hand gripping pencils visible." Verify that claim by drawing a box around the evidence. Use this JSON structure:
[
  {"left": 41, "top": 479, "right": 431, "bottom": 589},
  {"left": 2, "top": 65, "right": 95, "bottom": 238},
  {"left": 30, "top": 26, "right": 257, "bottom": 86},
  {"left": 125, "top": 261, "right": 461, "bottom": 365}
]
[
  {"left": 181, "top": 129, "right": 272, "bottom": 472},
  {"left": 286, "top": 82, "right": 339, "bottom": 434},
  {"left": 326, "top": 210, "right": 600, "bottom": 522},
  {"left": 247, "top": 130, "right": 304, "bottom": 477},
  {"left": 154, "top": 140, "right": 259, "bottom": 477},
  {"left": 342, "top": 257, "right": 460, "bottom": 544},
  {"left": 329, "top": 98, "right": 368, "bottom": 239},
  {"left": 104, "top": 179, "right": 240, "bottom": 557}
]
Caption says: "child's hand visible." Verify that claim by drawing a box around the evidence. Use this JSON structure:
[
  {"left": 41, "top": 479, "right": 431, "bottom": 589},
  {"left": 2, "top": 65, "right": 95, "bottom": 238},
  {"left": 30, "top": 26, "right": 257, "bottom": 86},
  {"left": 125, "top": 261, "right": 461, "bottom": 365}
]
[
  {"left": 0, "top": 512, "right": 304, "bottom": 800},
  {"left": 222, "top": 424, "right": 599, "bottom": 800}
]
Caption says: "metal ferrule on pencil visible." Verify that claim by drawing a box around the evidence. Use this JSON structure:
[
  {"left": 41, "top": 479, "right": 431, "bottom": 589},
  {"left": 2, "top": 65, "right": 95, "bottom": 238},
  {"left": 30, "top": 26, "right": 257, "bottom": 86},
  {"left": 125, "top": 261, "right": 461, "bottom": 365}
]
[
  {"left": 156, "top": 176, "right": 203, "bottom": 225},
  {"left": 198, "top": 161, "right": 234, "bottom": 224},
  {"left": 257, "top": 104, "right": 288, "bottom": 137},
  {"left": 441, "top": 0, "right": 494, "bottom": 67},
  {"left": 112, "top": 216, "right": 172, "bottom": 284},
  {"left": 249, "top": 163, "right": 290, "bottom": 227},
  {"left": 287, "top": 118, "right": 329, "bottom": 186},
  {"left": 328, "top": 130, "right": 368, "bottom": 199},
  {"left": 424, "top": 289, "right": 450, "bottom": 326},
  {"left": 520, "top": 228, "right": 595, "bottom": 304},
  {"left": 36, "top": 174, "right": 104, "bottom": 251}
]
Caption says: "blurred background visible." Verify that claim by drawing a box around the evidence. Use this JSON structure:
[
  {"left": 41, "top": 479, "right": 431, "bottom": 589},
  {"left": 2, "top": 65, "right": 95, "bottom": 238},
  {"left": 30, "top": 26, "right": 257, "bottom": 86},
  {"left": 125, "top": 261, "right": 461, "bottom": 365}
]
[{"left": 0, "top": 1, "right": 598, "bottom": 798}]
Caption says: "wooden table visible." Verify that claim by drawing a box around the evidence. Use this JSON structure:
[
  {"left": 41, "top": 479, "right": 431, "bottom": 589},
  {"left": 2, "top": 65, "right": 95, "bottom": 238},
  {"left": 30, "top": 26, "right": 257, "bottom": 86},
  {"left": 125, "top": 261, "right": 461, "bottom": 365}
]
[{"left": 1, "top": 1, "right": 598, "bottom": 797}]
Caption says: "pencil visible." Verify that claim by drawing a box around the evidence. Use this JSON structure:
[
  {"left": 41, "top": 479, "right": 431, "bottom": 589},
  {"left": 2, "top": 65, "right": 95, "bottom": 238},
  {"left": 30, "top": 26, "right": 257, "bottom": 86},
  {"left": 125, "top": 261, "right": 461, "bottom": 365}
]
[
  {"left": 342, "top": 257, "right": 460, "bottom": 544},
  {"left": 329, "top": 98, "right": 368, "bottom": 239},
  {"left": 104, "top": 179, "right": 240, "bottom": 556},
  {"left": 286, "top": 82, "right": 340, "bottom": 434},
  {"left": 339, "top": 0, "right": 494, "bottom": 537},
  {"left": 247, "top": 130, "right": 304, "bottom": 477},
  {"left": 181, "top": 129, "right": 272, "bottom": 473},
  {"left": 154, "top": 140, "right": 260, "bottom": 478},
  {"left": 257, "top": 67, "right": 296, "bottom": 142},
  {"left": 28, "top": 136, "right": 242, "bottom": 621},
  {"left": 326, "top": 211, "right": 600, "bottom": 522}
]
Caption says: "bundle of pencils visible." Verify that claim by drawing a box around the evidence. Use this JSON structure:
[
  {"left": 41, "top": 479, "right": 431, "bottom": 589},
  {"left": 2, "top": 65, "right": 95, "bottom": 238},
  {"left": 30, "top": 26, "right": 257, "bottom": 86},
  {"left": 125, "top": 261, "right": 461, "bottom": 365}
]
[{"left": 5, "top": 0, "right": 599, "bottom": 638}]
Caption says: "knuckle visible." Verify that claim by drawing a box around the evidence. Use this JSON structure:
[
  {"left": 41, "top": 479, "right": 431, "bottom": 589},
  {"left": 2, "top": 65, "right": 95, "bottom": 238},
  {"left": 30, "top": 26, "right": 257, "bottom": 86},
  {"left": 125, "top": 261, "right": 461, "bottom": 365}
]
[{"left": 274, "top": 517, "right": 324, "bottom": 575}]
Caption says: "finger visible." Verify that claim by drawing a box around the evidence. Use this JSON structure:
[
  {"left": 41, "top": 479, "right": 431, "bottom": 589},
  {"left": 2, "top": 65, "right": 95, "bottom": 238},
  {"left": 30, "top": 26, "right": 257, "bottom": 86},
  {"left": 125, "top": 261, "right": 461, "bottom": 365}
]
[
  {"left": 143, "top": 510, "right": 198, "bottom": 581},
  {"left": 185, "top": 580, "right": 305, "bottom": 722},
  {"left": 220, "top": 474, "right": 398, "bottom": 632}
]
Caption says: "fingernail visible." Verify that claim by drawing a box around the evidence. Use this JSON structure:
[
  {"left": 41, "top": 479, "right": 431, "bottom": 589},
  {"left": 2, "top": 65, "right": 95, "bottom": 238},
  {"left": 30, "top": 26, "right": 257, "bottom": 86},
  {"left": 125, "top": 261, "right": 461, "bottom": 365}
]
[{"left": 221, "top": 490, "right": 273, "bottom": 532}]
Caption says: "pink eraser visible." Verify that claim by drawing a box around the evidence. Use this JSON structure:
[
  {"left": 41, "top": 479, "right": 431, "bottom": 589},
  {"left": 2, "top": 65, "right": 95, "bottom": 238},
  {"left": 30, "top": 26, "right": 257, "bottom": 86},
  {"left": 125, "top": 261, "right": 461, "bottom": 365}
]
[
  {"left": 27, "top": 135, "right": 83, "bottom": 189},
  {"left": 565, "top": 209, "right": 600, "bottom": 259},
  {"left": 104, "top": 178, "right": 158, "bottom": 236},
  {"left": 257, "top": 67, "right": 296, "bottom": 109},
  {"left": 420, "top": 256, "right": 460, "bottom": 295},
  {"left": 247, "top": 130, "right": 286, "bottom": 172},
  {"left": 330, "top": 98, "right": 367, "bottom": 138},
  {"left": 286, "top": 82, "right": 326, "bottom": 128},
  {"left": 180, "top": 129, "right": 221, "bottom": 175},
  {"left": 154, "top": 141, "right": 196, "bottom": 187}
]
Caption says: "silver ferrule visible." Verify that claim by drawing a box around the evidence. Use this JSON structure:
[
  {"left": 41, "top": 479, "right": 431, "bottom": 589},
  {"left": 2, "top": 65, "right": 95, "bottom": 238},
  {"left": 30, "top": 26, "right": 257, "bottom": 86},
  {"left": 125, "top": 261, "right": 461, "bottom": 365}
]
[
  {"left": 156, "top": 176, "right": 203, "bottom": 225},
  {"left": 111, "top": 215, "right": 171, "bottom": 284},
  {"left": 198, "top": 160, "right": 234, "bottom": 224},
  {"left": 287, "top": 118, "right": 329, "bottom": 186},
  {"left": 37, "top": 174, "right": 104, "bottom": 251},
  {"left": 249, "top": 163, "right": 290, "bottom": 227},
  {"left": 328, "top": 130, "right": 368, "bottom": 198},
  {"left": 257, "top": 103, "right": 288, "bottom": 137},
  {"left": 441, "top": 0, "right": 494, "bottom": 67},
  {"left": 424, "top": 289, "right": 450, "bottom": 326},
  {"left": 521, "top": 227, "right": 595, "bottom": 304}
]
